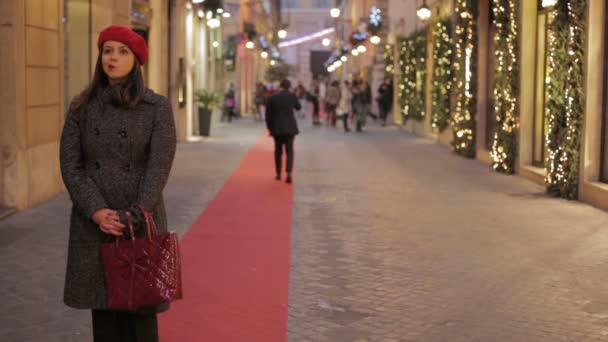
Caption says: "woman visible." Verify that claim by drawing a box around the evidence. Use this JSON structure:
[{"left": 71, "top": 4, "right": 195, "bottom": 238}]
[{"left": 59, "top": 25, "right": 176, "bottom": 342}]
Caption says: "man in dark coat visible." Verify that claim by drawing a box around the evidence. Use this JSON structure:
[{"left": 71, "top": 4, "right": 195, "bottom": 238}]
[{"left": 265, "top": 79, "right": 301, "bottom": 184}]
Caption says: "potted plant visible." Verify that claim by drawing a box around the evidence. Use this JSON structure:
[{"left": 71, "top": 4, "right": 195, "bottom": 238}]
[{"left": 194, "top": 89, "right": 223, "bottom": 136}]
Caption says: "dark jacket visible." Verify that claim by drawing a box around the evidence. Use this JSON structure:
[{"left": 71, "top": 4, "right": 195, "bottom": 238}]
[
  {"left": 265, "top": 89, "right": 301, "bottom": 136},
  {"left": 59, "top": 88, "right": 176, "bottom": 311}
]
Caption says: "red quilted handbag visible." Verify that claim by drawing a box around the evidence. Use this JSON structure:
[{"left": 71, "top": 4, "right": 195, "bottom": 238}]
[{"left": 100, "top": 206, "right": 183, "bottom": 311}]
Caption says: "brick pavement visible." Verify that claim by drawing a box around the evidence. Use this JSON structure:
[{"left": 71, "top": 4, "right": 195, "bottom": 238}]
[
  {"left": 2, "top": 117, "right": 608, "bottom": 341},
  {"left": 288, "top": 123, "right": 608, "bottom": 341}
]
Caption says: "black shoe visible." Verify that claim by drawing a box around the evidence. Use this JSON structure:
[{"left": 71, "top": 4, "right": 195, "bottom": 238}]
[
  {"left": 275, "top": 174, "right": 281, "bottom": 180},
  {"left": 285, "top": 175, "right": 292, "bottom": 184}
]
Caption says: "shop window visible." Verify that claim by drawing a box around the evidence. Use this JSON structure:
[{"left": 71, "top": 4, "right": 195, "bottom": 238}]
[
  {"left": 312, "top": 0, "right": 332, "bottom": 8},
  {"left": 601, "top": 10, "right": 608, "bottom": 182},
  {"left": 532, "top": 8, "right": 555, "bottom": 167}
]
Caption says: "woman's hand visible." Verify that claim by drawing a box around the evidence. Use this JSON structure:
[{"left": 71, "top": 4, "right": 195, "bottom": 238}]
[{"left": 92, "top": 208, "right": 126, "bottom": 236}]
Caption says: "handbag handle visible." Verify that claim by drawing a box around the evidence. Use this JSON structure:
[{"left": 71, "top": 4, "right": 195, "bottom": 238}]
[
  {"left": 116, "top": 211, "right": 137, "bottom": 245},
  {"left": 136, "top": 205, "right": 158, "bottom": 238}
]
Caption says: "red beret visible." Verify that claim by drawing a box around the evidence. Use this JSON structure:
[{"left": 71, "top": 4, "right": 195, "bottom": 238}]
[{"left": 97, "top": 25, "right": 149, "bottom": 65}]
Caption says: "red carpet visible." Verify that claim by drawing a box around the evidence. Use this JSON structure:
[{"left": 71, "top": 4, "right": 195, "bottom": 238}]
[{"left": 159, "top": 134, "right": 293, "bottom": 341}]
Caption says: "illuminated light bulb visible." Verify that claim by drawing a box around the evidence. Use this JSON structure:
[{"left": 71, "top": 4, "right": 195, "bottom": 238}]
[
  {"left": 340, "top": 56, "right": 347, "bottom": 62},
  {"left": 261, "top": 51, "right": 268, "bottom": 59},
  {"left": 270, "top": 60, "right": 276, "bottom": 66},
  {"left": 212, "top": 41, "right": 219, "bottom": 48},
  {"left": 207, "top": 18, "right": 221, "bottom": 28},
  {"left": 351, "top": 49, "right": 359, "bottom": 56},
  {"left": 542, "top": 0, "right": 558, "bottom": 8},
  {"left": 417, "top": 2, "right": 431, "bottom": 21},
  {"left": 197, "top": 9, "right": 204, "bottom": 18},
  {"left": 222, "top": 12, "right": 231, "bottom": 18},
  {"left": 357, "top": 45, "right": 366, "bottom": 53},
  {"left": 217, "top": 8, "right": 224, "bottom": 14},
  {"left": 322, "top": 38, "right": 331, "bottom": 46},
  {"left": 330, "top": 8, "right": 340, "bottom": 18},
  {"left": 278, "top": 30, "right": 287, "bottom": 39},
  {"left": 246, "top": 41, "right": 254, "bottom": 49},
  {"left": 370, "top": 35, "right": 381, "bottom": 45}
]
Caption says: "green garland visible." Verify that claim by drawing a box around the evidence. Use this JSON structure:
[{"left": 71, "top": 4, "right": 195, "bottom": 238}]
[
  {"left": 431, "top": 19, "right": 452, "bottom": 132},
  {"left": 383, "top": 43, "right": 394, "bottom": 77},
  {"left": 398, "top": 29, "right": 428, "bottom": 122},
  {"left": 545, "top": 0, "right": 587, "bottom": 199},
  {"left": 452, "top": 0, "right": 478, "bottom": 158},
  {"left": 490, "top": 0, "right": 519, "bottom": 174}
]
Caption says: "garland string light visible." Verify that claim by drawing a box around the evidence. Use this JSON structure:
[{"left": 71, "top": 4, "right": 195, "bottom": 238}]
[
  {"left": 431, "top": 19, "right": 452, "bottom": 132},
  {"left": 490, "top": 0, "right": 519, "bottom": 173},
  {"left": 384, "top": 43, "right": 395, "bottom": 77},
  {"left": 398, "top": 29, "right": 427, "bottom": 122},
  {"left": 451, "top": 0, "right": 478, "bottom": 158},
  {"left": 545, "top": 0, "right": 587, "bottom": 199}
]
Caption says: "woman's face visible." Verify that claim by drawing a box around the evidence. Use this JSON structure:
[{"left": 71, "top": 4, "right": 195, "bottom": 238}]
[{"left": 101, "top": 40, "right": 135, "bottom": 82}]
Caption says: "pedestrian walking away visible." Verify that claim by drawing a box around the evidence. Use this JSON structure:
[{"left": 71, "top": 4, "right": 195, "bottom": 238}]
[
  {"left": 265, "top": 79, "right": 301, "bottom": 184},
  {"left": 223, "top": 83, "right": 237, "bottom": 122},
  {"left": 59, "top": 25, "right": 177, "bottom": 342}
]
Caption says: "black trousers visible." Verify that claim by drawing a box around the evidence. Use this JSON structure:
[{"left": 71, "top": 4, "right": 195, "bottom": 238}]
[
  {"left": 273, "top": 134, "right": 295, "bottom": 175},
  {"left": 92, "top": 310, "right": 158, "bottom": 342}
]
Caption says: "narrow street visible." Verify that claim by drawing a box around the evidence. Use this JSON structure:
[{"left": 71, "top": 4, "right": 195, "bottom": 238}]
[{"left": 2, "top": 118, "right": 608, "bottom": 341}]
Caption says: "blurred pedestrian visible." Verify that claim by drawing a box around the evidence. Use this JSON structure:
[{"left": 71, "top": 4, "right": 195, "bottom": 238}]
[
  {"left": 325, "top": 80, "right": 340, "bottom": 126},
  {"left": 254, "top": 81, "right": 267, "bottom": 121},
  {"left": 307, "top": 83, "right": 321, "bottom": 126},
  {"left": 336, "top": 80, "right": 352, "bottom": 132},
  {"left": 377, "top": 78, "right": 394, "bottom": 126},
  {"left": 223, "top": 83, "right": 236, "bottom": 122},
  {"left": 265, "top": 79, "right": 301, "bottom": 184},
  {"left": 59, "top": 25, "right": 176, "bottom": 342}
]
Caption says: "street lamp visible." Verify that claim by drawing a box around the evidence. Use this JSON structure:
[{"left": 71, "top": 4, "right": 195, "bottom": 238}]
[
  {"left": 417, "top": 1, "right": 431, "bottom": 21},
  {"left": 322, "top": 38, "right": 331, "bottom": 46},
  {"left": 212, "top": 41, "right": 219, "bottom": 47},
  {"left": 541, "top": 0, "right": 558, "bottom": 7},
  {"left": 330, "top": 7, "right": 340, "bottom": 18},
  {"left": 370, "top": 35, "right": 381, "bottom": 45},
  {"left": 261, "top": 51, "right": 268, "bottom": 58},
  {"left": 278, "top": 30, "right": 287, "bottom": 39}
]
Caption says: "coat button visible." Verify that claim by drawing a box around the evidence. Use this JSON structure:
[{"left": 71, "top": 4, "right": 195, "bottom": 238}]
[
  {"left": 95, "top": 161, "right": 100, "bottom": 170},
  {"left": 119, "top": 130, "right": 127, "bottom": 138},
  {"left": 94, "top": 128, "right": 100, "bottom": 136}
]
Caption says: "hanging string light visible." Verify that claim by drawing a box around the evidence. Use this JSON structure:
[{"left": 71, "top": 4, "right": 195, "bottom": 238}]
[
  {"left": 490, "top": 0, "right": 519, "bottom": 173},
  {"left": 545, "top": 0, "right": 587, "bottom": 199},
  {"left": 451, "top": 0, "right": 478, "bottom": 158},
  {"left": 431, "top": 19, "right": 452, "bottom": 131}
]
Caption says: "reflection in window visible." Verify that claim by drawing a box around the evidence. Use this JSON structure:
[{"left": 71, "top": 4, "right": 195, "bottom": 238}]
[
  {"left": 312, "top": 0, "right": 332, "bottom": 8},
  {"left": 282, "top": 0, "right": 300, "bottom": 8}
]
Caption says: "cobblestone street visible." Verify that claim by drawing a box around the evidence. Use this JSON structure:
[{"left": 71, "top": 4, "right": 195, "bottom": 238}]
[{"left": 2, "top": 119, "right": 608, "bottom": 341}]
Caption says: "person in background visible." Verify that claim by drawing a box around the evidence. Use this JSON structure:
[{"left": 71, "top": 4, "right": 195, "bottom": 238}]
[
  {"left": 307, "top": 83, "right": 321, "bottom": 126},
  {"left": 254, "top": 81, "right": 267, "bottom": 122},
  {"left": 318, "top": 77, "right": 327, "bottom": 119},
  {"left": 325, "top": 80, "right": 341, "bottom": 126},
  {"left": 336, "top": 80, "right": 352, "bottom": 132},
  {"left": 265, "top": 79, "right": 301, "bottom": 184},
  {"left": 59, "top": 25, "right": 176, "bottom": 342},
  {"left": 377, "top": 77, "right": 394, "bottom": 126},
  {"left": 223, "top": 83, "right": 236, "bottom": 122},
  {"left": 294, "top": 82, "right": 307, "bottom": 119}
]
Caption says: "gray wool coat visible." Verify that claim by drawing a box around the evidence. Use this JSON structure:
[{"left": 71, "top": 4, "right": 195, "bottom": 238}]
[{"left": 59, "top": 88, "right": 176, "bottom": 311}]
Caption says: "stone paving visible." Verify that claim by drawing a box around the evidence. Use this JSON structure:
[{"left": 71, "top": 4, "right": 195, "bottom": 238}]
[
  {"left": 2, "top": 117, "right": 608, "bottom": 341},
  {"left": 288, "top": 122, "right": 608, "bottom": 341}
]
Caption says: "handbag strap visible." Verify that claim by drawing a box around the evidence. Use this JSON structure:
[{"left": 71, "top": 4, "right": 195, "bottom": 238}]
[
  {"left": 136, "top": 205, "right": 158, "bottom": 237},
  {"left": 120, "top": 211, "right": 136, "bottom": 244}
]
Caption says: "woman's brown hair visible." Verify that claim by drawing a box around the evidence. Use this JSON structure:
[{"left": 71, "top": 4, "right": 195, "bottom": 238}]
[{"left": 69, "top": 52, "right": 145, "bottom": 113}]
